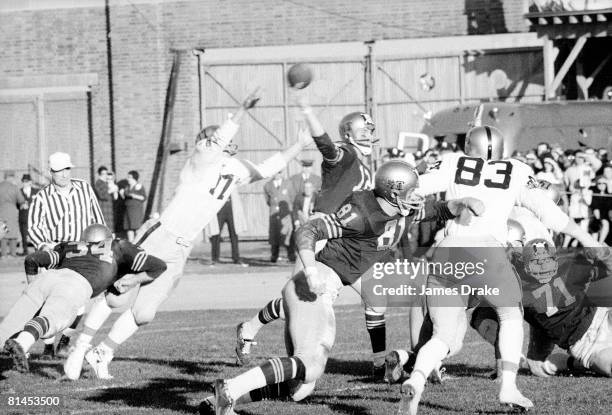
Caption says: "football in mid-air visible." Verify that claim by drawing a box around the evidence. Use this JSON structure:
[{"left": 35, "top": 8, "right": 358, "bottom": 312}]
[{"left": 287, "top": 63, "right": 313, "bottom": 89}]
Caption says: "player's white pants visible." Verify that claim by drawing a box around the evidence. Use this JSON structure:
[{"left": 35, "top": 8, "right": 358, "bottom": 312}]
[
  {"left": 281, "top": 260, "right": 343, "bottom": 399},
  {"left": 570, "top": 307, "right": 612, "bottom": 369},
  {"left": 0, "top": 269, "right": 92, "bottom": 343},
  {"left": 105, "top": 224, "right": 191, "bottom": 325}
]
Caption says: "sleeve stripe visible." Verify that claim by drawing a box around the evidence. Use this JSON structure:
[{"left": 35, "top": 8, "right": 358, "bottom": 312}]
[
  {"left": 321, "top": 215, "right": 334, "bottom": 238},
  {"left": 132, "top": 251, "right": 147, "bottom": 272},
  {"left": 322, "top": 215, "right": 342, "bottom": 238}
]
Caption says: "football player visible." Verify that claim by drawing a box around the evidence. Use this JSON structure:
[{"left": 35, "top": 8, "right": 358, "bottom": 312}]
[
  {"left": 63, "top": 88, "right": 312, "bottom": 380},
  {"left": 199, "top": 160, "right": 486, "bottom": 415},
  {"left": 472, "top": 239, "right": 612, "bottom": 378},
  {"left": 236, "top": 94, "right": 389, "bottom": 375},
  {"left": 398, "top": 126, "right": 601, "bottom": 414},
  {"left": 1, "top": 224, "right": 166, "bottom": 373}
]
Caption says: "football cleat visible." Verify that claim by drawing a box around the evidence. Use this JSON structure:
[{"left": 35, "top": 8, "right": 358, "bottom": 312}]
[
  {"left": 385, "top": 351, "right": 406, "bottom": 384},
  {"left": 85, "top": 346, "right": 114, "bottom": 379},
  {"left": 56, "top": 334, "right": 71, "bottom": 358},
  {"left": 398, "top": 378, "right": 423, "bottom": 415},
  {"left": 235, "top": 323, "right": 256, "bottom": 366},
  {"left": 40, "top": 343, "right": 55, "bottom": 360},
  {"left": 4, "top": 339, "right": 29, "bottom": 373},
  {"left": 64, "top": 342, "right": 91, "bottom": 380},
  {"left": 499, "top": 388, "right": 534, "bottom": 412},
  {"left": 428, "top": 362, "right": 447, "bottom": 384},
  {"left": 198, "top": 396, "right": 215, "bottom": 415},
  {"left": 214, "top": 379, "right": 237, "bottom": 415}
]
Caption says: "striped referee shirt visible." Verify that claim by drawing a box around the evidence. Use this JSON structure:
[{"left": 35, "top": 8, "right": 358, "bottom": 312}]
[{"left": 28, "top": 179, "right": 106, "bottom": 249}]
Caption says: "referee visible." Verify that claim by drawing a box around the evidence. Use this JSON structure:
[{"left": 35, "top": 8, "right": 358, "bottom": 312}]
[{"left": 26, "top": 152, "right": 106, "bottom": 358}]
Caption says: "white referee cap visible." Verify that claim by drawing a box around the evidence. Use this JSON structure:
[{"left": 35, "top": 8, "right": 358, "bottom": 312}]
[{"left": 49, "top": 152, "right": 74, "bottom": 171}]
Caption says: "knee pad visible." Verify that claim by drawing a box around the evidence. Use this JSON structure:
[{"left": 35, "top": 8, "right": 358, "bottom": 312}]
[
  {"left": 131, "top": 306, "right": 157, "bottom": 326},
  {"left": 431, "top": 311, "right": 467, "bottom": 356},
  {"left": 297, "top": 347, "right": 329, "bottom": 384},
  {"left": 290, "top": 381, "right": 316, "bottom": 402}
]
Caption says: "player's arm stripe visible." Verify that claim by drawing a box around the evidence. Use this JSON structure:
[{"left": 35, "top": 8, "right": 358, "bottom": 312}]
[
  {"left": 132, "top": 251, "right": 147, "bottom": 272},
  {"left": 320, "top": 215, "right": 334, "bottom": 238},
  {"left": 323, "top": 214, "right": 343, "bottom": 238}
]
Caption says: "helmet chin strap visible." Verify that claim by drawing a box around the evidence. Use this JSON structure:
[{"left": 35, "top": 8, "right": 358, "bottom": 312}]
[{"left": 347, "top": 136, "right": 373, "bottom": 156}]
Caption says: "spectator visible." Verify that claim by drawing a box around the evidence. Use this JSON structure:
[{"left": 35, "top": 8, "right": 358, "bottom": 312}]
[
  {"left": 27, "top": 151, "right": 105, "bottom": 357},
  {"left": 589, "top": 176, "right": 611, "bottom": 243},
  {"left": 206, "top": 191, "right": 247, "bottom": 266},
  {"left": 263, "top": 172, "right": 296, "bottom": 263},
  {"left": 17, "top": 174, "right": 38, "bottom": 256},
  {"left": 564, "top": 151, "right": 600, "bottom": 192},
  {"left": 536, "top": 157, "right": 563, "bottom": 185},
  {"left": 290, "top": 159, "right": 321, "bottom": 196},
  {"left": 601, "top": 162, "right": 612, "bottom": 193},
  {"left": 94, "top": 166, "right": 118, "bottom": 231},
  {"left": 121, "top": 170, "right": 146, "bottom": 242},
  {"left": 536, "top": 142, "right": 551, "bottom": 158},
  {"left": 0, "top": 219, "right": 7, "bottom": 240},
  {"left": 525, "top": 152, "right": 543, "bottom": 173},
  {"left": 292, "top": 181, "right": 317, "bottom": 229},
  {"left": 0, "top": 171, "right": 25, "bottom": 258}
]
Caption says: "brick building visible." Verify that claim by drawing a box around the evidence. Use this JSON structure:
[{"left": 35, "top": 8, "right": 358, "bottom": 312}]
[{"left": 0, "top": 0, "right": 538, "bottom": 237}]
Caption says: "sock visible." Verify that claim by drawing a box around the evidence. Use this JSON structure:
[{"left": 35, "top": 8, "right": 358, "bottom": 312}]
[
  {"left": 496, "top": 309, "right": 523, "bottom": 391},
  {"left": 247, "top": 381, "right": 291, "bottom": 403},
  {"left": 23, "top": 316, "right": 49, "bottom": 343},
  {"left": 227, "top": 356, "right": 305, "bottom": 401},
  {"left": 15, "top": 332, "right": 36, "bottom": 353},
  {"left": 244, "top": 298, "right": 283, "bottom": 338},
  {"left": 103, "top": 310, "right": 139, "bottom": 351},
  {"left": 76, "top": 298, "right": 113, "bottom": 345},
  {"left": 365, "top": 310, "right": 386, "bottom": 363},
  {"left": 411, "top": 337, "right": 449, "bottom": 388}
]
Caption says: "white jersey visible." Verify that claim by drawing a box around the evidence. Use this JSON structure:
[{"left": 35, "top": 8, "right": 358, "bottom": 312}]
[
  {"left": 509, "top": 206, "right": 554, "bottom": 245},
  {"left": 417, "top": 152, "right": 569, "bottom": 244},
  {"left": 159, "top": 118, "right": 286, "bottom": 241}
]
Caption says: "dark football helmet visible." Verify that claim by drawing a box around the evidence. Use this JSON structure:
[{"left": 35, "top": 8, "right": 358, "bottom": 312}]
[
  {"left": 81, "top": 224, "right": 112, "bottom": 243},
  {"left": 465, "top": 125, "right": 504, "bottom": 160},
  {"left": 195, "top": 124, "right": 238, "bottom": 156},
  {"left": 338, "top": 112, "right": 377, "bottom": 156},
  {"left": 523, "top": 238, "right": 558, "bottom": 283},
  {"left": 374, "top": 160, "right": 423, "bottom": 216}
]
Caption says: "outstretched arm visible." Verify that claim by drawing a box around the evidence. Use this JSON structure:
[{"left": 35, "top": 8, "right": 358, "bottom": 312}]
[{"left": 296, "top": 95, "right": 341, "bottom": 163}]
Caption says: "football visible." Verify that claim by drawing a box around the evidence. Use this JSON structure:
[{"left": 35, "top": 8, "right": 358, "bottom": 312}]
[{"left": 287, "top": 63, "right": 313, "bottom": 89}]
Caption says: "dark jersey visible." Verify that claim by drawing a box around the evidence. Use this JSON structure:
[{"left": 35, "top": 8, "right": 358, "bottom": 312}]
[
  {"left": 296, "top": 191, "right": 454, "bottom": 285},
  {"left": 312, "top": 133, "right": 372, "bottom": 214},
  {"left": 24, "top": 239, "right": 166, "bottom": 297},
  {"left": 518, "top": 248, "right": 612, "bottom": 349}
]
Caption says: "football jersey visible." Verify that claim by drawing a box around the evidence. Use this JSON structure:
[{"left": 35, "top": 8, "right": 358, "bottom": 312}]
[
  {"left": 314, "top": 140, "right": 372, "bottom": 214},
  {"left": 160, "top": 118, "right": 286, "bottom": 241},
  {"left": 301, "top": 191, "right": 454, "bottom": 285},
  {"left": 517, "top": 249, "right": 612, "bottom": 349},
  {"left": 509, "top": 206, "right": 554, "bottom": 245},
  {"left": 417, "top": 153, "right": 568, "bottom": 244},
  {"left": 24, "top": 240, "right": 167, "bottom": 297}
]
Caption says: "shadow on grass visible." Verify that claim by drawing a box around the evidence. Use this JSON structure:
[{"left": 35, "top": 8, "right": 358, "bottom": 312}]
[
  {"left": 84, "top": 376, "right": 210, "bottom": 413},
  {"left": 112, "top": 356, "right": 236, "bottom": 376}
]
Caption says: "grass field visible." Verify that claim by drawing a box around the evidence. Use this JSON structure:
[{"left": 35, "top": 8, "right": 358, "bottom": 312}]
[{"left": 1, "top": 305, "right": 610, "bottom": 415}]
